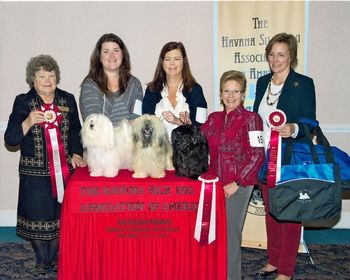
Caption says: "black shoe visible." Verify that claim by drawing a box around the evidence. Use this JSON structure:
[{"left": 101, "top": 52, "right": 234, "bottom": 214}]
[
  {"left": 50, "top": 261, "right": 58, "bottom": 273},
  {"left": 257, "top": 268, "right": 278, "bottom": 278},
  {"left": 33, "top": 263, "right": 48, "bottom": 276}
]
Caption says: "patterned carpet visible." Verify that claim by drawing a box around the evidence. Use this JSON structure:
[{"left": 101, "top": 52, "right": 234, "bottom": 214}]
[{"left": 0, "top": 242, "right": 350, "bottom": 279}]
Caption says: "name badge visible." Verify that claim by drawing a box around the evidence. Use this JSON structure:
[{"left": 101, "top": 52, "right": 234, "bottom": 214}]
[
  {"left": 133, "top": 99, "right": 142, "bottom": 115},
  {"left": 248, "top": 130, "right": 264, "bottom": 147}
]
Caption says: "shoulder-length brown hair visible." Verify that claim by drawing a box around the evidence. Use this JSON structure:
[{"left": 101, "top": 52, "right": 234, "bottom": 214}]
[
  {"left": 265, "top": 32, "right": 298, "bottom": 69},
  {"left": 82, "top": 33, "right": 131, "bottom": 95},
  {"left": 148, "top": 42, "right": 196, "bottom": 92}
]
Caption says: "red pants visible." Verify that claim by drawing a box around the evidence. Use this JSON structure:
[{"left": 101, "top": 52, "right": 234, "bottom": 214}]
[{"left": 262, "top": 184, "right": 301, "bottom": 277}]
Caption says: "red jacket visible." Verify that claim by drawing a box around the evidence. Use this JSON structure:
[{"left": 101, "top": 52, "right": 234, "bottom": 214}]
[{"left": 201, "top": 105, "right": 265, "bottom": 186}]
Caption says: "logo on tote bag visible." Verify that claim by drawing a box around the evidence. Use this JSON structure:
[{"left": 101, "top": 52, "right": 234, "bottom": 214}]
[{"left": 297, "top": 190, "right": 311, "bottom": 202}]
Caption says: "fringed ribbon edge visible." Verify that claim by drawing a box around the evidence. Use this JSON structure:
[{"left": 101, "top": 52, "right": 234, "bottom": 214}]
[{"left": 194, "top": 175, "right": 219, "bottom": 245}]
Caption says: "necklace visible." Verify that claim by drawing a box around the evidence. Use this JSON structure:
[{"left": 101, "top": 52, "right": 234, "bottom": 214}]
[{"left": 266, "top": 79, "right": 283, "bottom": 106}]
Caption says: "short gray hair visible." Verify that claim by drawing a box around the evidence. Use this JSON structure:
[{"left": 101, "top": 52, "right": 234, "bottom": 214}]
[{"left": 26, "top": 54, "right": 61, "bottom": 88}]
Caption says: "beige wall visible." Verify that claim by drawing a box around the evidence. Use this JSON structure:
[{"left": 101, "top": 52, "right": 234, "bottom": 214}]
[
  {"left": 1, "top": 1, "right": 350, "bottom": 227},
  {"left": 0, "top": 1, "right": 213, "bottom": 225},
  {"left": 308, "top": 1, "right": 350, "bottom": 227}
]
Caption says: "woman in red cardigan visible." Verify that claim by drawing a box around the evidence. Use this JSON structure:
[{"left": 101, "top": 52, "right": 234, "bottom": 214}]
[{"left": 201, "top": 70, "right": 265, "bottom": 280}]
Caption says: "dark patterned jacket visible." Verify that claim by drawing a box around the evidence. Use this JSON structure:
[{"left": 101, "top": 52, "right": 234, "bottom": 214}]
[{"left": 4, "top": 88, "right": 83, "bottom": 176}]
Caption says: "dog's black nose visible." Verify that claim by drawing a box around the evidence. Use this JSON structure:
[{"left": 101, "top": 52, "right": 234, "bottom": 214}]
[{"left": 90, "top": 123, "right": 94, "bottom": 129}]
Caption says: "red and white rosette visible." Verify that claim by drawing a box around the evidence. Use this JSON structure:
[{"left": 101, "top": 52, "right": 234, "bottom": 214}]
[
  {"left": 39, "top": 104, "right": 70, "bottom": 203},
  {"left": 267, "top": 109, "right": 286, "bottom": 187},
  {"left": 194, "top": 174, "right": 219, "bottom": 245}
]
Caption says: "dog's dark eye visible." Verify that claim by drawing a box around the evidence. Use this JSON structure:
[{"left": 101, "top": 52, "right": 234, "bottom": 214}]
[{"left": 90, "top": 123, "right": 94, "bottom": 129}]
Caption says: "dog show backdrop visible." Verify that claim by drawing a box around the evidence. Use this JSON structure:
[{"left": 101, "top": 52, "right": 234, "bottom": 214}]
[
  {"left": 216, "top": 1, "right": 306, "bottom": 111},
  {"left": 216, "top": 1, "right": 308, "bottom": 253}
]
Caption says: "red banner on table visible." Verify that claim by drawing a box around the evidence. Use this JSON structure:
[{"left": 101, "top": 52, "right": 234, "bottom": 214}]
[{"left": 69, "top": 169, "right": 201, "bottom": 214}]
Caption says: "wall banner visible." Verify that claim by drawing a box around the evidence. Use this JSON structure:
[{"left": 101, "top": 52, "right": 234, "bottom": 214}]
[
  {"left": 217, "top": 1, "right": 306, "bottom": 111},
  {"left": 217, "top": 1, "right": 308, "bottom": 253}
]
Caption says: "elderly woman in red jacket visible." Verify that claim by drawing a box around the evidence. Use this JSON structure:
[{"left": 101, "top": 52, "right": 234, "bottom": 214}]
[{"left": 201, "top": 70, "right": 265, "bottom": 280}]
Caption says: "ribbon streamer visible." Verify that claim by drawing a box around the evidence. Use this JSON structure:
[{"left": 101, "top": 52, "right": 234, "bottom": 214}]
[
  {"left": 267, "top": 109, "right": 286, "bottom": 187},
  {"left": 194, "top": 175, "right": 219, "bottom": 245},
  {"left": 39, "top": 104, "right": 70, "bottom": 203}
]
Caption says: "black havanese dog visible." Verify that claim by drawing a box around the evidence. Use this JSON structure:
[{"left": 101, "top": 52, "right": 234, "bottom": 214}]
[{"left": 171, "top": 125, "right": 209, "bottom": 179}]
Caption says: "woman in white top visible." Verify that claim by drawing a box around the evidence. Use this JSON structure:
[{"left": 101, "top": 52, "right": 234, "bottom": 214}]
[{"left": 142, "top": 42, "right": 207, "bottom": 138}]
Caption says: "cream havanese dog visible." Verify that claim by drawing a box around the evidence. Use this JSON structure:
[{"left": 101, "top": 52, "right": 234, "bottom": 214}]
[
  {"left": 132, "top": 114, "right": 174, "bottom": 178},
  {"left": 81, "top": 113, "right": 133, "bottom": 177}
]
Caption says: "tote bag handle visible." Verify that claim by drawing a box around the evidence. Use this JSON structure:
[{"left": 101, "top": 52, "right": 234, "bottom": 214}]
[{"left": 283, "top": 123, "right": 335, "bottom": 165}]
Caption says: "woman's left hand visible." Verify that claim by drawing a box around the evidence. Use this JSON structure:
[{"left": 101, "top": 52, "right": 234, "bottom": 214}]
[
  {"left": 179, "top": 111, "right": 191, "bottom": 125},
  {"left": 223, "top": 182, "right": 240, "bottom": 198},
  {"left": 71, "top": 154, "right": 86, "bottom": 169}
]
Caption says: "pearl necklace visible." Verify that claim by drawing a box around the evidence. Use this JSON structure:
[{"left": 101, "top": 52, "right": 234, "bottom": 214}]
[{"left": 266, "top": 79, "right": 283, "bottom": 106}]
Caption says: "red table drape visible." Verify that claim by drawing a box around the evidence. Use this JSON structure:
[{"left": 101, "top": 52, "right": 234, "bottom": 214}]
[{"left": 58, "top": 167, "right": 227, "bottom": 280}]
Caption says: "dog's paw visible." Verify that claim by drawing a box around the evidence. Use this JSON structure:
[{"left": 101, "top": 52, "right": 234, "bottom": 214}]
[
  {"left": 90, "top": 170, "right": 103, "bottom": 177},
  {"left": 150, "top": 171, "right": 165, "bottom": 178},
  {"left": 104, "top": 170, "right": 118, "bottom": 178},
  {"left": 132, "top": 172, "right": 148, "bottom": 178},
  {"left": 166, "top": 165, "right": 175, "bottom": 171}
]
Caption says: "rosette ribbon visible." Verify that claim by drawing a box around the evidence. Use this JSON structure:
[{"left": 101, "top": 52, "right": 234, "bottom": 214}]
[
  {"left": 39, "top": 104, "right": 70, "bottom": 203},
  {"left": 194, "top": 175, "right": 219, "bottom": 245},
  {"left": 267, "top": 109, "right": 286, "bottom": 187}
]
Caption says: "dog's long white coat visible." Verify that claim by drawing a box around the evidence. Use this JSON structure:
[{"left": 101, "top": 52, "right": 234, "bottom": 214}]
[{"left": 81, "top": 114, "right": 133, "bottom": 177}]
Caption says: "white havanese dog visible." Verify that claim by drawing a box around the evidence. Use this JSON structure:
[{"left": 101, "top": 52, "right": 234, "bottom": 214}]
[
  {"left": 81, "top": 113, "right": 133, "bottom": 177},
  {"left": 132, "top": 114, "right": 174, "bottom": 178}
]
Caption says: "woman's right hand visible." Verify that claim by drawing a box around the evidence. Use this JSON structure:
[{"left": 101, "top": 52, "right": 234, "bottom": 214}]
[
  {"left": 162, "top": 111, "right": 182, "bottom": 125},
  {"left": 223, "top": 182, "right": 240, "bottom": 198},
  {"left": 22, "top": 111, "right": 45, "bottom": 135},
  {"left": 27, "top": 111, "right": 45, "bottom": 126}
]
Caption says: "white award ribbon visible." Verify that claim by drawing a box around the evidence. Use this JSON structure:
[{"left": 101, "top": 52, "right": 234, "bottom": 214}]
[
  {"left": 48, "top": 128, "right": 65, "bottom": 203},
  {"left": 194, "top": 176, "right": 219, "bottom": 245}
]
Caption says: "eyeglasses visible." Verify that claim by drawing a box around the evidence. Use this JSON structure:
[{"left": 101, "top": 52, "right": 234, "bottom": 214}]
[{"left": 221, "top": 90, "right": 243, "bottom": 96}]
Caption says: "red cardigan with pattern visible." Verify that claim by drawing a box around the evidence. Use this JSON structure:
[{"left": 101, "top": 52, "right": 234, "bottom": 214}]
[{"left": 201, "top": 105, "right": 265, "bottom": 187}]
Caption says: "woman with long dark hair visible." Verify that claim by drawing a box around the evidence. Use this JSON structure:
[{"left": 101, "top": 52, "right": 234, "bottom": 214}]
[
  {"left": 142, "top": 41, "right": 207, "bottom": 138},
  {"left": 80, "top": 33, "right": 143, "bottom": 125}
]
